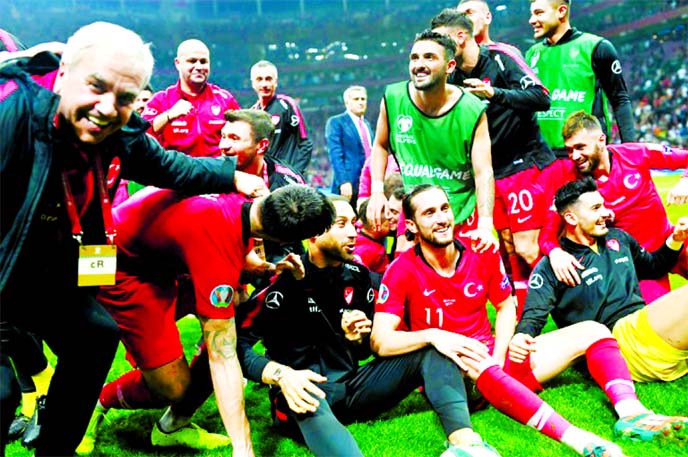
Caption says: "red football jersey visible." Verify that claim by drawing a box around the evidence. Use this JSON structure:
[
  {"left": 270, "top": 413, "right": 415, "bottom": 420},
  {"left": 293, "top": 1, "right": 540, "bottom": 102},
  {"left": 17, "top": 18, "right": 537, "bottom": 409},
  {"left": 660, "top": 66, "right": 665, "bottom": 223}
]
[{"left": 376, "top": 241, "right": 512, "bottom": 347}]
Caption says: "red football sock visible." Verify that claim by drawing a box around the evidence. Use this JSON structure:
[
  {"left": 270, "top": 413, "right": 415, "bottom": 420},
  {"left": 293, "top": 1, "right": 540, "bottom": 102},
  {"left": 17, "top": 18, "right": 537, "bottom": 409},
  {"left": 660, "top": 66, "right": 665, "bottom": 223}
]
[
  {"left": 99, "top": 369, "right": 165, "bottom": 410},
  {"left": 477, "top": 365, "right": 571, "bottom": 441},
  {"left": 586, "top": 338, "right": 638, "bottom": 405}
]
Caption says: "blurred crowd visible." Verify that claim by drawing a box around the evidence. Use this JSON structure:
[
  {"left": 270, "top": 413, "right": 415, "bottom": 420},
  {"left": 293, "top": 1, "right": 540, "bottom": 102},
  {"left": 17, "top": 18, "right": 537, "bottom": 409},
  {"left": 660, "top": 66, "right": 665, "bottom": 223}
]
[{"left": 4, "top": 0, "right": 686, "bottom": 187}]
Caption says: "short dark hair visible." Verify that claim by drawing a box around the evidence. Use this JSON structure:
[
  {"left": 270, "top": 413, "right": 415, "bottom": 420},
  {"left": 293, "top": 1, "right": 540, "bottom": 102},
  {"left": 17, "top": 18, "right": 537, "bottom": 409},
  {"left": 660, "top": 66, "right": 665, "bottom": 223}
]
[
  {"left": 357, "top": 198, "right": 372, "bottom": 227},
  {"left": 383, "top": 172, "right": 404, "bottom": 200},
  {"left": 259, "top": 185, "right": 335, "bottom": 241},
  {"left": 224, "top": 109, "right": 275, "bottom": 143},
  {"left": 402, "top": 184, "right": 447, "bottom": 221},
  {"left": 413, "top": 29, "right": 456, "bottom": 62},
  {"left": 430, "top": 8, "right": 474, "bottom": 37},
  {"left": 554, "top": 177, "right": 597, "bottom": 214}
]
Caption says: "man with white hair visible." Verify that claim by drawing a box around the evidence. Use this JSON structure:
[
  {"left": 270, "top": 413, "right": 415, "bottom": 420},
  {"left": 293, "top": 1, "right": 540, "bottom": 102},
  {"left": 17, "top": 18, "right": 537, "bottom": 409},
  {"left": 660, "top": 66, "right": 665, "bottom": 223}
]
[
  {"left": 250, "top": 60, "right": 313, "bottom": 174},
  {"left": 326, "top": 85, "right": 373, "bottom": 204},
  {"left": 0, "top": 21, "right": 265, "bottom": 455}
]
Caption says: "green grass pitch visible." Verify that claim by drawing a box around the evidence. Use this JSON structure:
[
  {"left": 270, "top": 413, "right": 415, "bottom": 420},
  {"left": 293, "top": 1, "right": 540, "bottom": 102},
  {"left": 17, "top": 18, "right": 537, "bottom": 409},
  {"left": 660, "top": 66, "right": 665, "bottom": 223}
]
[{"left": 7, "top": 174, "right": 687, "bottom": 457}]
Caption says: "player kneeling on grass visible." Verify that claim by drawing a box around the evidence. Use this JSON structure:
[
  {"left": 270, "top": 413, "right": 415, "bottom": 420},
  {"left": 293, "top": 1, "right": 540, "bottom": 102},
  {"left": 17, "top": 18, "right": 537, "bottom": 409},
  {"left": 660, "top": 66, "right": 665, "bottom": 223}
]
[
  {"left": 75, "top": 184, "right": 335, "bottom": 456},
  {"left": 371, "top": 184, "right": 685, "bottom": 457}
]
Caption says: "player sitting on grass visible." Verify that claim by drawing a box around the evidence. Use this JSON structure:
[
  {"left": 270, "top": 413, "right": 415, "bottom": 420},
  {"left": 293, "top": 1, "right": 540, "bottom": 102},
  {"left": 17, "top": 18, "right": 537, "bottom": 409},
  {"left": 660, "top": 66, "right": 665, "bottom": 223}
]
[{"left": 371, "top": 184, "right": 686, "bottom": 457}]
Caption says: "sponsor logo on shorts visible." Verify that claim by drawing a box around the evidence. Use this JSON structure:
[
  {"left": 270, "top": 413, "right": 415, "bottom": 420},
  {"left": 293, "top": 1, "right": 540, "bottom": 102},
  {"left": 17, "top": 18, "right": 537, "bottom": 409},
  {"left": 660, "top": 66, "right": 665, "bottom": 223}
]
[
  {"left": 210, "top": 285, "right": 234, "bottom": 308},
  {"left": 367, "top": 288, "right": 375, "bottom": 303},
  {"left": 517, "top": 215, "right": 533, "bottom": 224}
]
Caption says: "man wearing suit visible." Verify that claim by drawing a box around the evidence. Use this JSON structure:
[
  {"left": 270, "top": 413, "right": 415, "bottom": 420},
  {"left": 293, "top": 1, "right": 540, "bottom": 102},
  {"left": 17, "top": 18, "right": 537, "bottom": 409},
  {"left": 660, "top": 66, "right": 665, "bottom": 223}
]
[{"left": 326, "top": 86, "right": 374, "bottom": 203}]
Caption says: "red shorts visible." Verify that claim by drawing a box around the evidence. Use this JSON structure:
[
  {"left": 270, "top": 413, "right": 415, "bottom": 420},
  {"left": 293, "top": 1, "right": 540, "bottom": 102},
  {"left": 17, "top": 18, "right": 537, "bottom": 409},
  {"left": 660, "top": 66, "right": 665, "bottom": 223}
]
[
  {"left": 540, "top": 158, "right": 578, "bottom": 208},
  {"left": 97, "top": 269, "right": 183, "bottom": 370},
  {"left": 504, "top": 356, "right": 543, "bottom": 393},
  {"left": 494, "top": 166, "right": 549, "bottom": 232},
  {"left": 453, "top": 206, "right": 479, "bottom": 238}
]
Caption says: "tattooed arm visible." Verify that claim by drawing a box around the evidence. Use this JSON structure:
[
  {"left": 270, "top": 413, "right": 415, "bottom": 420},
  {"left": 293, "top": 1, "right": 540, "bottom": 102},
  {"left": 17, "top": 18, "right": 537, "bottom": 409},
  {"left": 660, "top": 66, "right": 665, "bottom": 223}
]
[{"left": 201, "top": 317, "right": 254, "bottom": 457}]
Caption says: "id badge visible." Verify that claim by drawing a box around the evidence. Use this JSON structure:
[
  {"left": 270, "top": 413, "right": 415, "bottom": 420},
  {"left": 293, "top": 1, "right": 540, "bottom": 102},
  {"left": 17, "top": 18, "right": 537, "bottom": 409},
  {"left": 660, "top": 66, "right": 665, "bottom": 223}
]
[{"left": 78, "top": 245, "right": 117, "bottom": 286}]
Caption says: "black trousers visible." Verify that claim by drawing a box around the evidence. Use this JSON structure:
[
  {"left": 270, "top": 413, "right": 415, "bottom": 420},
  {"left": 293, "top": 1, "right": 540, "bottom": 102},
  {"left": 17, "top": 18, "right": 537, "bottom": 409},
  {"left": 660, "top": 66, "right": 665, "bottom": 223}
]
[
  {"left": 271, "top": 347, "right": 472, "bottom": 457},
  {"left": 1, "top": 282, "right": 119, "bottom": 456},
  {"left": 4, "top": 325, "right": 48, "bottom": 393}
]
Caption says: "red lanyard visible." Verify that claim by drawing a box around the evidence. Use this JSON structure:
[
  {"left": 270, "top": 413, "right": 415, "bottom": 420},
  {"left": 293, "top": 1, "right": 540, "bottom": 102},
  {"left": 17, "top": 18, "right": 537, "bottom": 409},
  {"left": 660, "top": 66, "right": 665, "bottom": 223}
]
[{"left": 60, "top": 152, "right": 116, "bottom": 245}]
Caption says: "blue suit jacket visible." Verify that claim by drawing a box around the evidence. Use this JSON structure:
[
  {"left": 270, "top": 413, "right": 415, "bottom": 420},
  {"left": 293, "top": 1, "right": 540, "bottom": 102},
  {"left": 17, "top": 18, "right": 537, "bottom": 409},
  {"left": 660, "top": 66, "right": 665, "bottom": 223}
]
[{"left": 326, "top": 111, "right": 373, "bottom": 194}]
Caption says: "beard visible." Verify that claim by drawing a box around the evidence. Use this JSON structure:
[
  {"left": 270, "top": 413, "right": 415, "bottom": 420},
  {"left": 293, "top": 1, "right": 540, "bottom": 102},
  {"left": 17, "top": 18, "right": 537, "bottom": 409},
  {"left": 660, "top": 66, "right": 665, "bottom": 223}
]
[
  {"left": 412, "top": 71, "right": 442, "bottom": 91},
  {"left": 419, "top": 226, "right": 454, "bottom": 248},
  {"left": 579, "top": 144, "right": 603, "bottom": 175},
  {"left": 321, "top": 244, "right": 354, "bottom": 263}
]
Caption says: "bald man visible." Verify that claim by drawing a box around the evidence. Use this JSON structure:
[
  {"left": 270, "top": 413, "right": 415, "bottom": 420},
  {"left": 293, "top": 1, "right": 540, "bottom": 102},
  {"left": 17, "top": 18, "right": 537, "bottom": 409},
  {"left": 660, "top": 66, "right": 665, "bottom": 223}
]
[{"left": 142, "top": 39, "right": 241, "bottom": 157}]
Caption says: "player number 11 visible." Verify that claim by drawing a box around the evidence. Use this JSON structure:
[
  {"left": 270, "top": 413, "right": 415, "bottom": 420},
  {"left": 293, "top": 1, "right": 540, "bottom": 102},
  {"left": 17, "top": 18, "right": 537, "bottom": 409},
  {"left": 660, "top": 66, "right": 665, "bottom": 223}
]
[{"left": 425, "top": 307, "right": 444, "bottom": 328}]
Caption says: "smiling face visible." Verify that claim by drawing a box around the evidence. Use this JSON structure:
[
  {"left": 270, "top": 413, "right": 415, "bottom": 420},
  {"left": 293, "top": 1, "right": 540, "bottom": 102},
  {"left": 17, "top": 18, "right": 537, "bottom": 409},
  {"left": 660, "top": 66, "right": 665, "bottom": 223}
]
[
  {"left": 564, "top": 128, "right": 606, "bottom": 175},
  {"left": 564, "top": 190, "right": 612, "bottom": 240},
  {"left": 529, "top": 0, "right": 566, "bottom": 41},
  {"left": 409, "top": 39, "right": 454, "bottom": 91},
  {"left": 407, "top": 187, "right": 455, "bottom": 248},
  {"left": 175, "top": 40, "right": 210, "bottom": 91},
  {"left": 54, "top": 47, "right": 144, "bottom": 144},
  {"left": 219, "top": 120, "right": 266, "bottom": 174},
  {"left": 386, "top": 195, "right": 403, "bottom": 232},
  {"left": 314, "top": 200, "right": 358, "bottom": 265},
  {"left": 132, "top": 89, "right": 153, "bottom": 114}
]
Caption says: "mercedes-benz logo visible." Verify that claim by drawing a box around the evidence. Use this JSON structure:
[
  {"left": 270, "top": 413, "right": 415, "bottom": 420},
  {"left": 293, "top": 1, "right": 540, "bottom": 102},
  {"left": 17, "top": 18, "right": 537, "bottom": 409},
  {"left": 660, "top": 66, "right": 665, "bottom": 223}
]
[
  {"left": 528, "top": 273, "right": 544, "bottom": 290},
  {"left": 265, "top": 291, "right": 283, "bottom": 309}
]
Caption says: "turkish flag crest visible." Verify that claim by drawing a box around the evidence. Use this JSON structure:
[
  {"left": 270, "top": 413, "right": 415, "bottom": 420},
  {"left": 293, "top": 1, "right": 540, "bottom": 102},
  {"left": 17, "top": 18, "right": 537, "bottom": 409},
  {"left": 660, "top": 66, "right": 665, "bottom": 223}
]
[
  {"left": 606, "top": 239, "right": 620, "bottom": 251},
  {"left": 344, "top": 286, "right": 354, "bottom": 305}
]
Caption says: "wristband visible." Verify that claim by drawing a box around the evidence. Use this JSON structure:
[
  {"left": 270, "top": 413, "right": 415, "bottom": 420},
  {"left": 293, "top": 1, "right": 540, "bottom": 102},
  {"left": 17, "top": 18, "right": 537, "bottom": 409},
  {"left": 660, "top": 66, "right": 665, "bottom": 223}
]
[
  {"left": 371, "top": 181, "right": 384, "bottom": 194},
  {"left": 477, "top": 217, "right": 493, "bottom": 229},
  {"left": 666, "top": 237, "right": 683, "bottom": 251}
]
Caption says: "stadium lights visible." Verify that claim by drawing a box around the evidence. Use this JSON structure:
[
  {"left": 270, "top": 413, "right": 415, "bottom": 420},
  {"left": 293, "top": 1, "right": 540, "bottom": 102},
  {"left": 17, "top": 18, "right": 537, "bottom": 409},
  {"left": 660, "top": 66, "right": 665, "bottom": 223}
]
[{"left": 495, "top": 4, "right": 506, "bottom": 11}]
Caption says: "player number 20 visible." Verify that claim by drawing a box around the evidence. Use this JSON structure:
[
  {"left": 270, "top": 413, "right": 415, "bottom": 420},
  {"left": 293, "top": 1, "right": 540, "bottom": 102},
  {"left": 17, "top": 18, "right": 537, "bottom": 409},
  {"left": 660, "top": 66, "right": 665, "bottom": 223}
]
[{"left": 508, "top": 189, "right": 534, "bottom": 214}]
